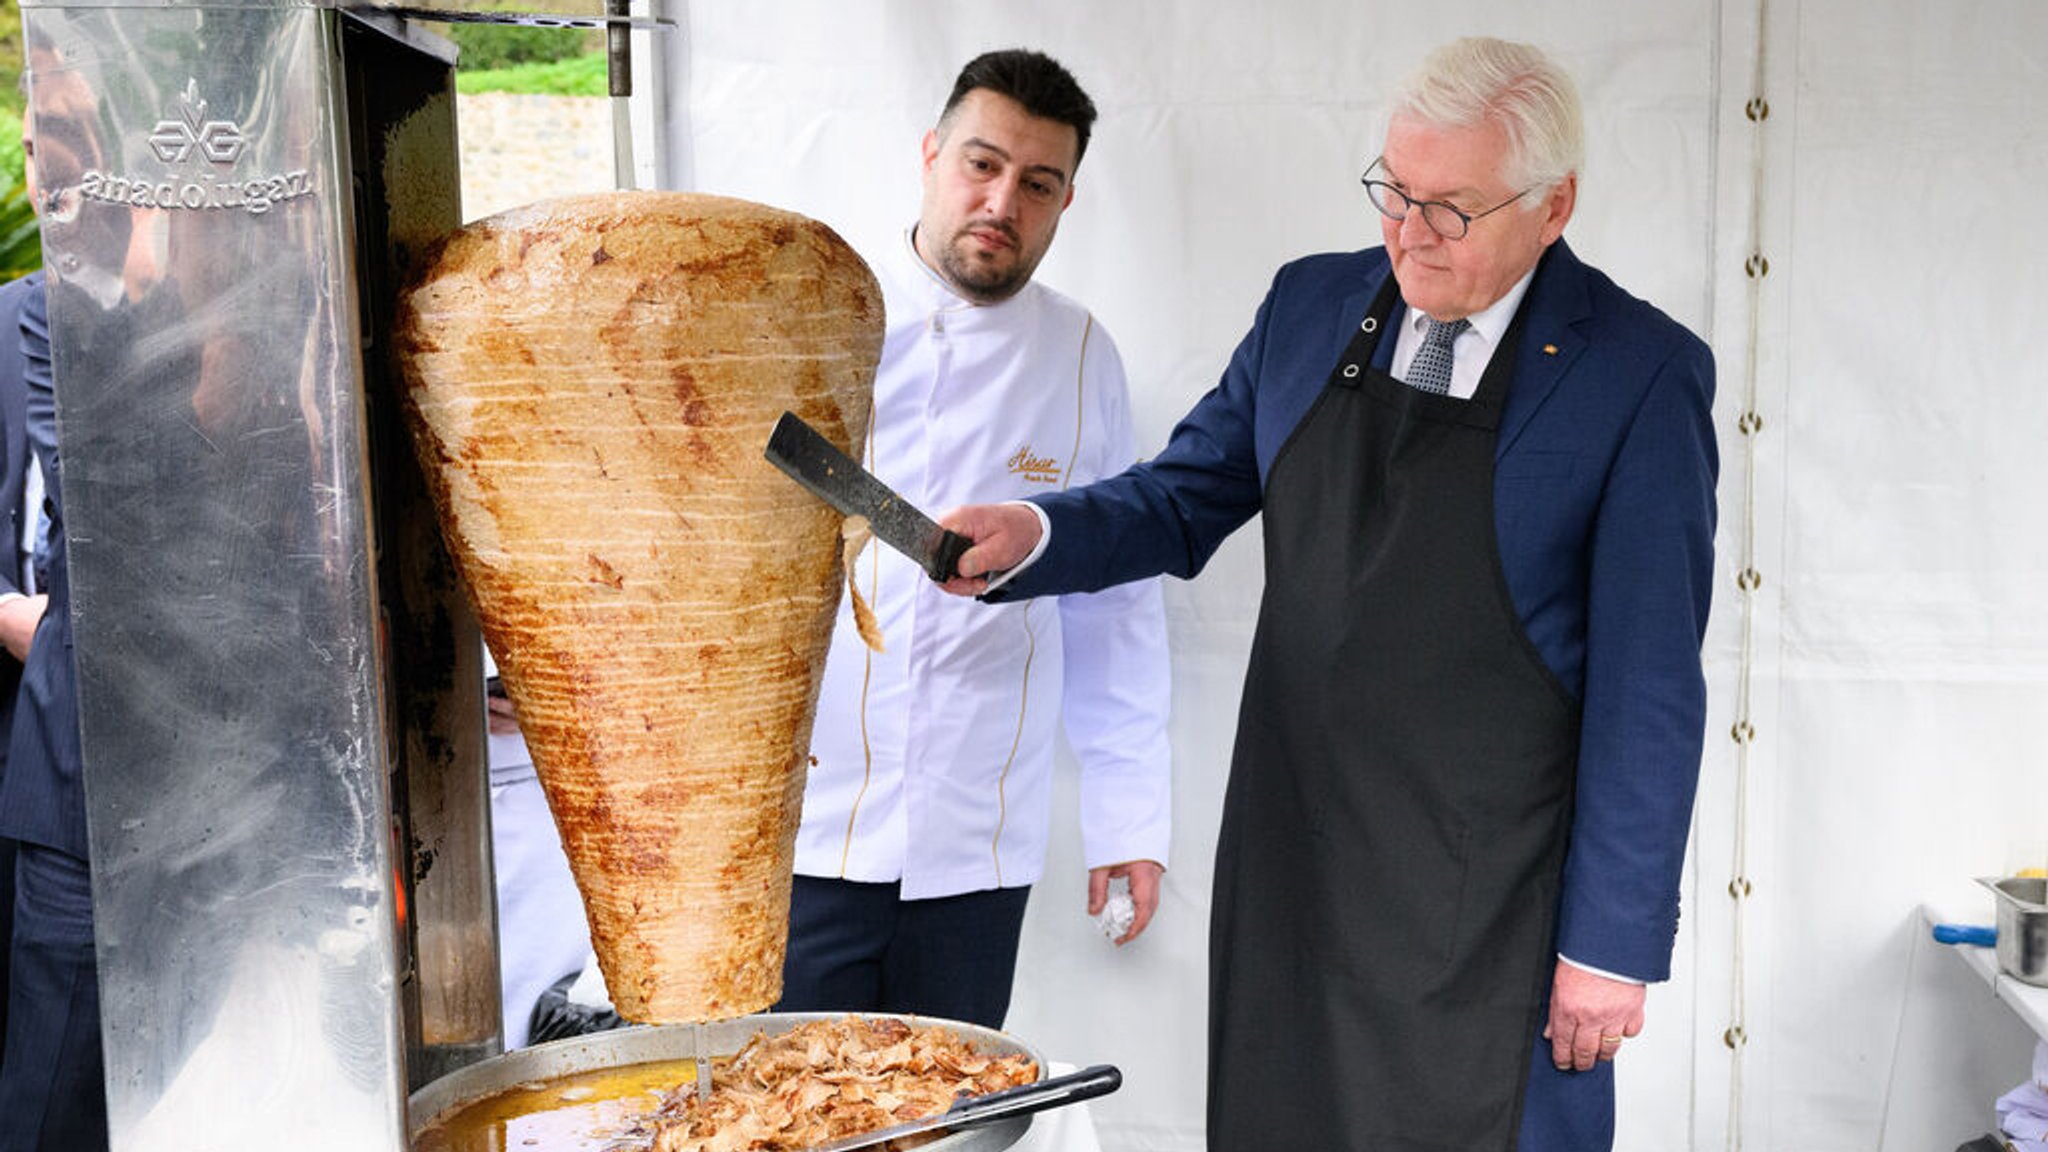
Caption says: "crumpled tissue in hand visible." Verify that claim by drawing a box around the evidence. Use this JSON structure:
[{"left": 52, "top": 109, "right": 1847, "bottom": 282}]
[{"left": 1094, "top": 877, "right": 1136, "bottom": 941}]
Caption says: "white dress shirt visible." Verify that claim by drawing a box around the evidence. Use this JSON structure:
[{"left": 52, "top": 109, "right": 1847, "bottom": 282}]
[
  {"left": 1388, "top": 265, "right": 1538, "bottom": 399},
  {"left": 794, "top": 230, "right": 1174, "bottom": 900}
]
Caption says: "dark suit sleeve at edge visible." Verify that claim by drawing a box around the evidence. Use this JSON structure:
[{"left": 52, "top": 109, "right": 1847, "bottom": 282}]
[
  {"left": 987, "top": 275, "right": 1287, "bottom": 602},
  {"left": 1554, "top": 327, "right": 1719, "bottom": 982}
]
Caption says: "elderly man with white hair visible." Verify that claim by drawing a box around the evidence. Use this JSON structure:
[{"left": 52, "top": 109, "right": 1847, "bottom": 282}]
[{"left": 940, "top": 36, "right": 1718, "bottom": 1151}]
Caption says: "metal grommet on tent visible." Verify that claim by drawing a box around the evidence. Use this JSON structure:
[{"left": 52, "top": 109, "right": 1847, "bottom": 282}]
[
  {"left": 1727, "top": 26, "right": 1774, "bottom": 1142},
  {"left": 1342, "top": 364, "right": 1360, "bottom": 378}
]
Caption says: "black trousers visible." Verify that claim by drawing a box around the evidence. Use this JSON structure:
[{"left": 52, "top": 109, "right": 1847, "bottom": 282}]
[
  {"left": 0, "top": 841, "right": 106, "bottom": 1152},
  {"left": 776, "top": 876, "right": 1031, "bottom": 1029}
]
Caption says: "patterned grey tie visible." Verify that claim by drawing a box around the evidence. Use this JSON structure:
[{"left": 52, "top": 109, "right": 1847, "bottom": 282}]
[{"left": 1405, "top": 316, "right": 1469, "bottom": 396}]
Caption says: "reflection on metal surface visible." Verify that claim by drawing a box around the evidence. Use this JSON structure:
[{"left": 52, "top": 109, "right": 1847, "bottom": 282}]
[
  {"left": 334, "top": 10, "right": 501, "bottom": 1091},
  {"left": 24, "top": 4, "right": 482, "bottom": 1149},
  {"left": 34, "top": 8, "right": 406, "bottom": 1147}
]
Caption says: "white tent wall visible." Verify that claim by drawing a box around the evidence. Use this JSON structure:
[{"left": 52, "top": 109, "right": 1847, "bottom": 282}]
[
  {"left": 645, "top": 1, "right": 2048, "bottom": 1147},
  {"left": 1730, "top": 2, "right": 2048, "bottom": 1150}
]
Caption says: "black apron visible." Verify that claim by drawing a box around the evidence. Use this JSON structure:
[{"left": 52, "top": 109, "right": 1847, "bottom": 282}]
[{"left": 1206, "top": 281, "right": 1580, "bottom": 1151}]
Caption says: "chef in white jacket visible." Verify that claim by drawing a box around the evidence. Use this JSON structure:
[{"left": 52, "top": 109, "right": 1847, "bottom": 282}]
[{"left": 780, "top": 48, "right": 1172, "bottom": 1029}]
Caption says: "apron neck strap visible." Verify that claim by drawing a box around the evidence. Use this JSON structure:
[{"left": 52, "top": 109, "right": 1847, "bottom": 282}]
[{"left": 1328, "top": 265, "right": 1538, "bottom": 429}]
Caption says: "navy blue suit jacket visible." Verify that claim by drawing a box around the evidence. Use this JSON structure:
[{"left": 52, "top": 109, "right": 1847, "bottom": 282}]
[
  {"left": 1003, "top": 240, "right": 1718, "bottom": 981},
  {"left": 0, "top": 272, "right": 41, "bottom": 773},
  {"left": 0, "top": 275, "right": 84, "bottom": 860}
]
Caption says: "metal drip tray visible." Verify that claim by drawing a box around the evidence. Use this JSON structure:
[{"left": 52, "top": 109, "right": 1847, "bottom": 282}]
[{"left": 409, "top": 1012, "right": 1046, "bottom": 1151}]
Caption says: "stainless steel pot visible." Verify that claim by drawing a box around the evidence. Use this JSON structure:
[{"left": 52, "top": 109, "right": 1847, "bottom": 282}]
[
  {"left": 1981, "top": 876, "right": 2048, "bottom": 986},
  {"left": 409, "top": 1011, "right": 1047, "bottom": 1151}
]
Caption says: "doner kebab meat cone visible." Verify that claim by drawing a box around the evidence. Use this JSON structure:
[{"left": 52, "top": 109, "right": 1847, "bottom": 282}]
[{"left": 395, "top": 191, "right": 882, "bottom": 1023}]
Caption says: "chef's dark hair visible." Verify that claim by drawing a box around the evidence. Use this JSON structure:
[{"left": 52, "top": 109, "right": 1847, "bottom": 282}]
[{"left": 940, "top": 49, "right": 1097, "bottom": 171}]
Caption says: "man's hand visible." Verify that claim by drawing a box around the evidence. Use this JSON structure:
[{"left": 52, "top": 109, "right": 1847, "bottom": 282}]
[
  {"left": 1087, "top": 859, "right": 1164, "bottom": 946},
  {"left": 0, "top": 594, "right": 47, "bottom": 662},
  {"left": 486, "top": 693, "right": 522, "bottom": 737},
  {"left": 936, "top": 503, "right": 1043, "bottom": 597},
  {"left": 1544, "top": 961, "right": 1646, "bottom": 1071}
]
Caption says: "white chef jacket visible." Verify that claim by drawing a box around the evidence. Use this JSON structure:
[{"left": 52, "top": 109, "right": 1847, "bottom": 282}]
[
  {"left": 481, "top": 649, "right": 596, "bottom": 1047},
  {"left": 794, "top": 230, "right": 1173, "bottom": 901}
]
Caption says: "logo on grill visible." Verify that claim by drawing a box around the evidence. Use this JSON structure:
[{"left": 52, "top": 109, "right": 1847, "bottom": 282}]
[
  {"left": 85, "top": 77, "right": 307, "bottom": 215},
  {"left": 148, "top": 79, "right": 246, "bottom": 166}
]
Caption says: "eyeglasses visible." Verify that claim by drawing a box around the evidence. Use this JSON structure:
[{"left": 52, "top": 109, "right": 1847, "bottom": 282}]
[{"left": 1360, "top": 157, "right": 1534, "bottom": 241}]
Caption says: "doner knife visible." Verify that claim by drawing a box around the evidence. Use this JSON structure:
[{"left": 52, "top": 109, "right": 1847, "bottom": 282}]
[{"left": 764, "top": 410, "right": 973, "bottom": 583}]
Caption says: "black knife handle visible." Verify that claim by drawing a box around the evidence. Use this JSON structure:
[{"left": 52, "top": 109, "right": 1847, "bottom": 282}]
[
  {"left": 940, "top": 1063, "right": 1123, "bottom": 1130},
  {"left": 928, "top": 529, "right": 974, "bottom": 583}
]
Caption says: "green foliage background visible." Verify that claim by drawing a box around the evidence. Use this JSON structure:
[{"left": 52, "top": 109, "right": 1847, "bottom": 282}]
[
  {"left": 0, "top": 7, "right": 602, "bottom": 282},
  {"left": 1, "top": 0, "right": 29, "bottom": 284},
  {"left": 0, "top": 0, "right": 19, "bottom": 123},
  {"left": 441, "top": 19, "right": 595, "bottom": 71},
  {"left": 456, "top": 51, "right": 606, "bottom": 96}
]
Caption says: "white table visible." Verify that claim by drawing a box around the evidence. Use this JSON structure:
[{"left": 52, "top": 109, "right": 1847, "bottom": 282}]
[{"left": 1924, "top": 904, "right": 2048, "bottom": 1040}]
